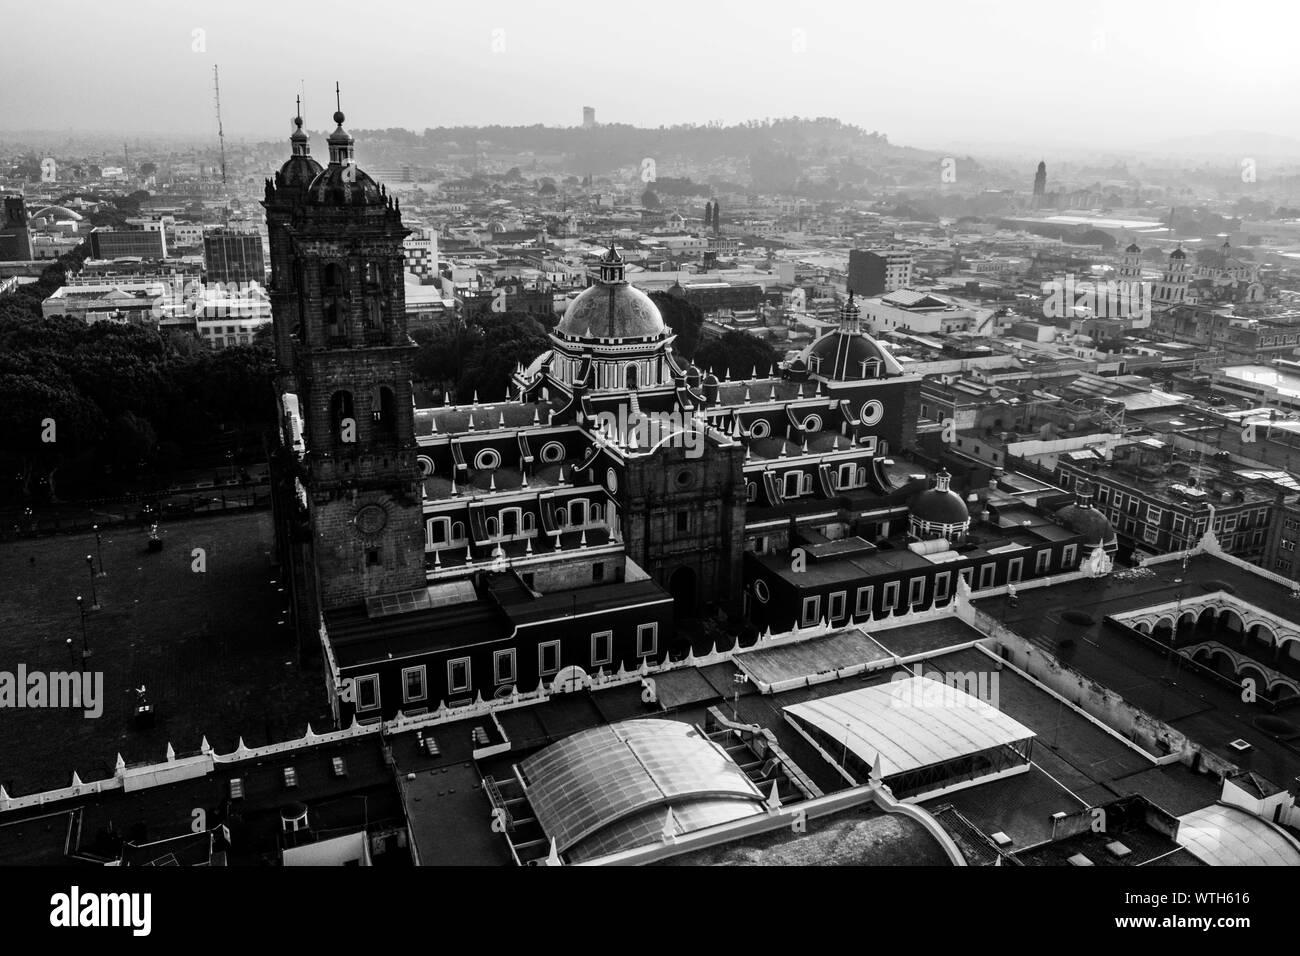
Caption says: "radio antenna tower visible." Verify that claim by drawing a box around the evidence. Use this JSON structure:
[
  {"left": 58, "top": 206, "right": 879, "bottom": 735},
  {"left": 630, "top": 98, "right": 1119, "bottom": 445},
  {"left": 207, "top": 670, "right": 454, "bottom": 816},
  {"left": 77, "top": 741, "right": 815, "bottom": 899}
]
[{"left": 213, "top": 64, "right": 228, "bottom": 185}]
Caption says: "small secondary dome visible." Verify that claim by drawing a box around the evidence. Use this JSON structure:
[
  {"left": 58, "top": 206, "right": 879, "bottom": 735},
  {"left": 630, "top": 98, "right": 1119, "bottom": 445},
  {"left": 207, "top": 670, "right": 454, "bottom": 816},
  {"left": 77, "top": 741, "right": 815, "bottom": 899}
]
[
  {"left": 1055, "top": 482, "right": 1117, "bottom": 547},
  {"left": 909, "top": 470, "right": 970, "bottom": 530}
]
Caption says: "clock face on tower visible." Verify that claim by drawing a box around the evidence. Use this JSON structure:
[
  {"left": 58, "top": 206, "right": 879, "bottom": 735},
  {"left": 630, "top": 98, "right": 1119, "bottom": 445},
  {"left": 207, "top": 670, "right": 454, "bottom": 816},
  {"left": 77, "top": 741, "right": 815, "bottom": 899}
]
[{"left": 354, "top": 504, "right": 389, "bottom": 536}]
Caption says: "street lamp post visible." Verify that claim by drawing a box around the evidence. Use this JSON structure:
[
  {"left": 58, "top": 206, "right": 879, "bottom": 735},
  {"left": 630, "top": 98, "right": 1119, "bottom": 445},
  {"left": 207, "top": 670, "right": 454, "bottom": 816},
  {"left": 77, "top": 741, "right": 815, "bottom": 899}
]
[
  {"left": 76, "top": 594, "right": 90, "bottom": 665},
  {"left": 65, "top": 637, "right": 75, "bottom": 669},
  {"left": 93, "top": 524, "right": 106, "bottom": 577},
  {"left": 86, "top": 554, "right": 99, "bottom": 610}
]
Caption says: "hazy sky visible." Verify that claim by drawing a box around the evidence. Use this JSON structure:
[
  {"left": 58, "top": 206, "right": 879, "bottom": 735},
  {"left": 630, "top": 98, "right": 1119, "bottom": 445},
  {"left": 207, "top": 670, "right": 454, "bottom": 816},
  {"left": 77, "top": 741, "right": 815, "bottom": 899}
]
[{"left": 4, "top": 0, "right": 1297, "bottom": 151}]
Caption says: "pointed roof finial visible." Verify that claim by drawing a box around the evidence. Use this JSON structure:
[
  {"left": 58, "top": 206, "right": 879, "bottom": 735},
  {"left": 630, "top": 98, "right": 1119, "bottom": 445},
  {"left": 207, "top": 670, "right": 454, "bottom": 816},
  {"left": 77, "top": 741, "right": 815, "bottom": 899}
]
[{"left": 334, "top": 81, "right": 343, "bottom": 121}]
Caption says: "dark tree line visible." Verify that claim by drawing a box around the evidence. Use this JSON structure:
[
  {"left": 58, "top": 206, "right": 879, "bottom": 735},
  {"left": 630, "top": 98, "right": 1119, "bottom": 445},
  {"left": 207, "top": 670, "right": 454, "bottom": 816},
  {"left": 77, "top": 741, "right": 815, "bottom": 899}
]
[{"left": 0, "top": 227, "right": 275, "bottom": 504}]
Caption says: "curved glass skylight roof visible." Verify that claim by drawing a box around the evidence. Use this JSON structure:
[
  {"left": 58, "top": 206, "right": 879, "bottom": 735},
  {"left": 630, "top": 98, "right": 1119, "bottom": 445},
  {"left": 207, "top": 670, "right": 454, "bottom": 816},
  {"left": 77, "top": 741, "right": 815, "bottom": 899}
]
[
  {"left": 518, "top": 719, "right": 765, "bottom": 859},
  {"left": 1177, "top": 805, "right": 1300, "bottom": 866}
]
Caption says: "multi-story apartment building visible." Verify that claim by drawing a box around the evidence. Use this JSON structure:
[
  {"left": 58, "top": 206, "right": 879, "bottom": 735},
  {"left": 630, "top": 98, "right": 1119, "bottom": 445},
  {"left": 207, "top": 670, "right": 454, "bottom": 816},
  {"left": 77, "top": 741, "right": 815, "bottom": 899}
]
[
  {"left": 204, "top": 227, "right": 266, "bottom": 284},
  {"left": 1053, "top": 442, "right": 1272, "bottom": 564},
  {"left": 89, "top": 225, "right": 167, "bottom": 260},
  {"left": 849, "top": 246, "right": 913, "bottom": 295}
]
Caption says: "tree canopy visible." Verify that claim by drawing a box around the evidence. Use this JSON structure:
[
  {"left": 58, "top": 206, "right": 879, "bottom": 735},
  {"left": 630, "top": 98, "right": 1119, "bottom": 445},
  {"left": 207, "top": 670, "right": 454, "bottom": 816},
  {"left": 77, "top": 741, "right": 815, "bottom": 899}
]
[{"left": 694, "top": 331, "right": 778, "bottom": 380}]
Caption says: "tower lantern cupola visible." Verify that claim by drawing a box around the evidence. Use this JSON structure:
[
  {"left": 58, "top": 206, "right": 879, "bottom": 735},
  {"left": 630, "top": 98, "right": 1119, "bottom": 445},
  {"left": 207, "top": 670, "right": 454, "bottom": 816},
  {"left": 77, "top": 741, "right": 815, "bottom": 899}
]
[
  {"left": 327, "top": 83, "right": 355, "bottom": 167},
  {"left": 838, "top": 290, "right": 861, "bottom": 333},
  {"left": 598, "top": 243, "right": 626, "bottom": 284}
]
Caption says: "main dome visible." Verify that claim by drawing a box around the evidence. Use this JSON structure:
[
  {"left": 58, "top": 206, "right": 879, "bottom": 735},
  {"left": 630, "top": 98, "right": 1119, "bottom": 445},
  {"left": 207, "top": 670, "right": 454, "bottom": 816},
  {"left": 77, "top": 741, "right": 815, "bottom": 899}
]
[
  {"left": 554, "top": 246, "right": 667, "bottom": 341},
  {"left": 556, "top": 282, "right": 666, "bottom": 340}
]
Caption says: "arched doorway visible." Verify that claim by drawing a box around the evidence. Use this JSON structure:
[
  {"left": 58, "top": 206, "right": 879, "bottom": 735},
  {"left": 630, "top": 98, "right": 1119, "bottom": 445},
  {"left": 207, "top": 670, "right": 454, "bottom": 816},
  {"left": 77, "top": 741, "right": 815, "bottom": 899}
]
[{"left": 669, "top": 566, "right": 696, "bottom": 616}]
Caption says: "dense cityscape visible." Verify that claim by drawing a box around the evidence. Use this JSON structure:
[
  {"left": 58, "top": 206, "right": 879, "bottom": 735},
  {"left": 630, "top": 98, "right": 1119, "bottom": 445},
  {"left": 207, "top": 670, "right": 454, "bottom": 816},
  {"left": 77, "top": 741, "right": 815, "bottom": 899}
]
[{"left": 0, "top": 3, "right": 1297, "bottom": 926}]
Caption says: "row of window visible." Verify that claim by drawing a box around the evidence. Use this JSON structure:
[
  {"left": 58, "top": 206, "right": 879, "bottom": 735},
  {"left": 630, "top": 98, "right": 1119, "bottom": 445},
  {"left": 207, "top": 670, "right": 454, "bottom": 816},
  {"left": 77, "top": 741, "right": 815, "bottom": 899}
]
[
  {"left": 349, "top": 624, "right": 660, "bottom": 712},
  {"left": 773, "top": 546, "right": 1078, "bottom": 625},
  {"left": 1097, "top": 484, "right": 1268, "bottom": 533},
  {"left": 427, "top": 500, "right": 605, "bottom": 548}
]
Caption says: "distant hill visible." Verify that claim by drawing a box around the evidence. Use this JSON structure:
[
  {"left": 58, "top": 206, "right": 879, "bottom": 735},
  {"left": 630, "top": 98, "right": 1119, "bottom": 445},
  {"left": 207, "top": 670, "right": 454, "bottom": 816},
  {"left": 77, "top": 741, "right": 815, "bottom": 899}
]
[{"left": 1137, "top": 130, "right": 1300, "bottom": 160}]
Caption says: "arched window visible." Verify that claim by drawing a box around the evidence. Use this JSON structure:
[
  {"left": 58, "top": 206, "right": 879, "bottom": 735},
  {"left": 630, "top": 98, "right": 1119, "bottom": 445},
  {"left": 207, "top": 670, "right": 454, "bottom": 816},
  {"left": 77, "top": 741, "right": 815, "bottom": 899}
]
[
  {"left": 329, "top": 391, "right": 355, "bottom": 443},
  {"left": 554, "top": 507, "right": 566, "bottom": 527},
  {"left": 523, "top": 512, "right": 536, "bottom": 532},
  {"left": 365, "top": 298, "right": 382, "bottom": 331},
  {"left": 625, "top": 364, "right": 638, "bottom": 390},
  {"left": 373, "top": 385, "right": 397, "bottom": 438},
  {"left": 323, "top": 263, "right": 345, "bottom": 293},
  {"left": 569, "top": 500, "right": 587, "bottom": 526},
  {"left": 591, "top": 504, "right": 602, "bottom": 522},
  {"left": 428, "top": 518, "right": 449, "bottom": 546},
  {"left": 486, "top": 517, "right": 498, "bottom": 537},
  {"left": 325, "top": 300, "right": 345, "bottom": 338},
  {"left": 452, "top": 521, "right": 465, "bottom": 542}
]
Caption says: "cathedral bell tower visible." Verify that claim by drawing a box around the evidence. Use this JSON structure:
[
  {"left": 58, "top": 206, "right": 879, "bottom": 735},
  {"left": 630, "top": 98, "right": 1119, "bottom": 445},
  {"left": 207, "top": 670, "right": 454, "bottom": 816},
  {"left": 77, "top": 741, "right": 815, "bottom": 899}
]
[{"left": 264, "top": 90, "right": 426, "bottom": 613}]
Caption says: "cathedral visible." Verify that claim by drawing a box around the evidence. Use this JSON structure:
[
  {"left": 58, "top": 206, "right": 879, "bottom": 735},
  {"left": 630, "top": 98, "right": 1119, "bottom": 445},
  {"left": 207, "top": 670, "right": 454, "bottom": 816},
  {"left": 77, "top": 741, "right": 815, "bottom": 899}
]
[{"left": 266, "top": 104, "right": 1102, "bottom": 724}]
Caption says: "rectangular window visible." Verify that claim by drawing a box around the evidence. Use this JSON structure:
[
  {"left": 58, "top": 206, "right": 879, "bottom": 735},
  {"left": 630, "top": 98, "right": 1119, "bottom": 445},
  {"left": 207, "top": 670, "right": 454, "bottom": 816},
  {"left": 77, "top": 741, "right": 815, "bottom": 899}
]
[
  {"left": 1008, "top": 557, "right": 1023, "bottom": 583},
  {"left": 979, "top": 564, "right": 994, "bottom": 589},
  {"left": 402, "top": 666, "right": 426, "bottom": 704},
  {"left": 354, "top": 674, "right": 380, "bottom": 712},
  {"left": 883, "top": 581, "right": 900, "bottom": 611},
  {"left": 1173, "top": 514, "right": 1186, "bottom": 536},
  {"left": 592, "top": 562, "right": 604, "bottom": 583},
  {"left": 637, "top": 623, "right": 658, "bottom": 658},
  {"left": 1147, "top": 506, "right": 1163, "bottom": 525},
  {"left": 591, "top": 631, "right": 613, "bottom": 667},
  {"left": 959, "top": 567, "right": 974, "bottom": 591},
  {"left": 1063, "top": 544, "right": 1077, "bottom": 567},
  {"left": 676, "top": 512, "right": 689, "bottom": 533},
  {"left": 1143, "top": 525, "right": 1159, "bottom": 545},
  {"left": 1036, "top": 549, "right": 1050, "bottom": 574},
  {"left": 908, "top": 577, "right": 924, "bottom": 607},
  {"left": 1097, "top": 487, "right": 1109, "bottom": 505},
  {"left": 1224, "top": 515, "right": 1238, "bottom": 533},
  {"left": 934, "top": 571, "right": 950, "bottom": 602},
  {"left": 494, "top": 649, "right": 516, "bottom": 685},
  {"left": 829, "top": 591, "right": 846, "bottom": 622},
  {"left": 855, "top": 585, "right": 874, "bottom": 618},
  {"left": 539, "top": 641, "right": 560, "bottom": 677},
  {"left": 1284, "top": 539, "right": 1296, "bottom": 553},
  {"left": 448, "top": 658, "right": 471, "bottom": 695},
  {"left": 802, "top": 595, "right": 820, "bottom": 626}
]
